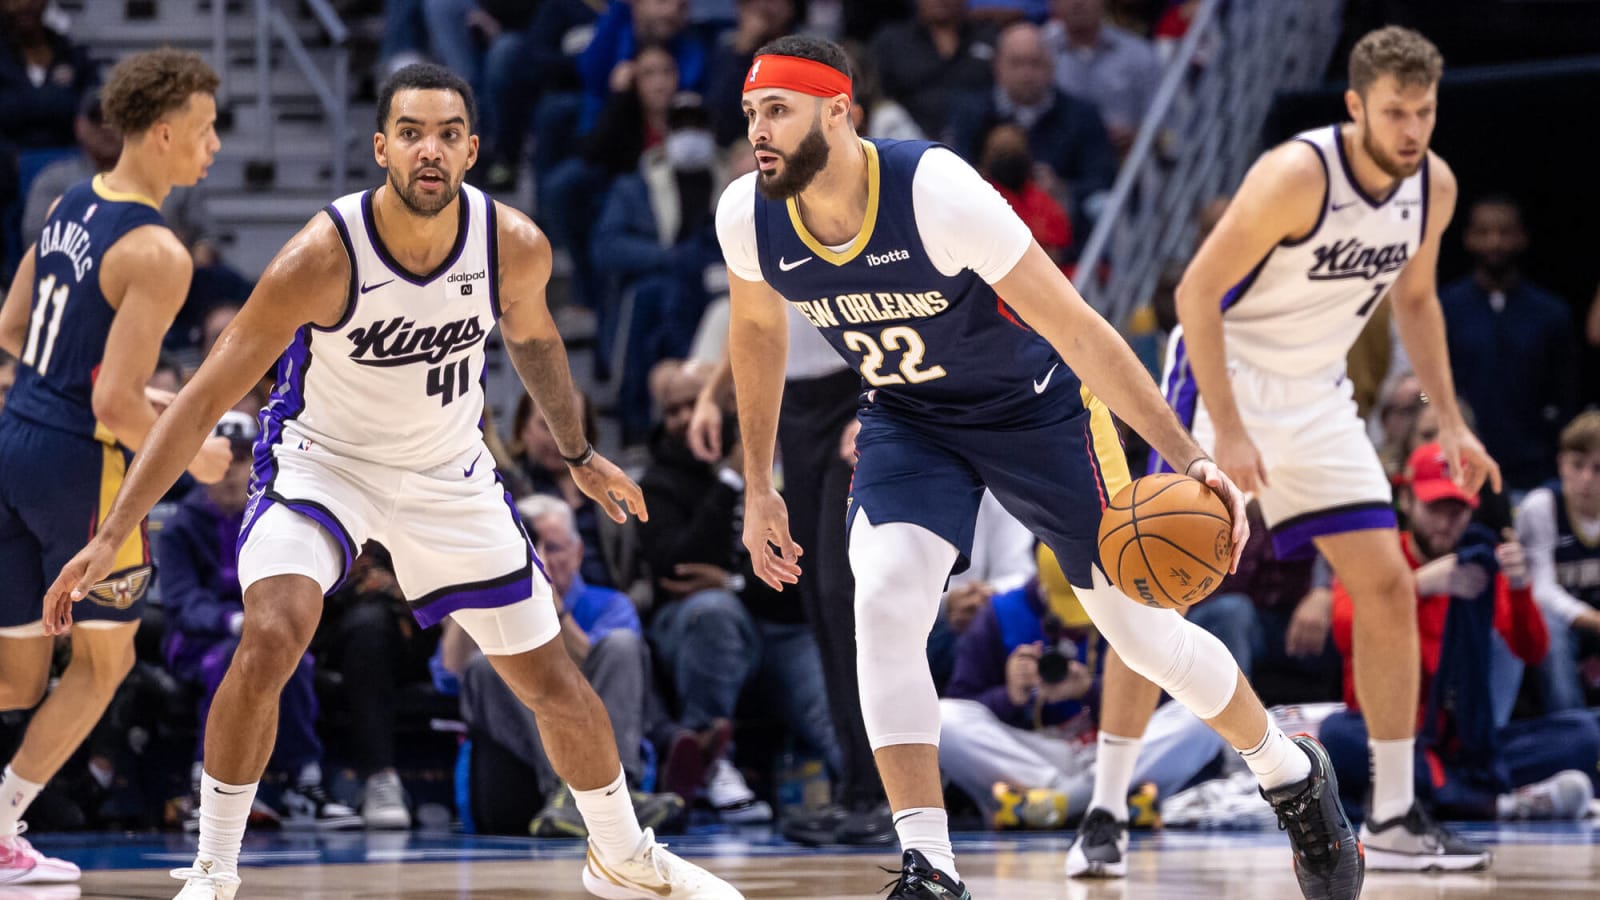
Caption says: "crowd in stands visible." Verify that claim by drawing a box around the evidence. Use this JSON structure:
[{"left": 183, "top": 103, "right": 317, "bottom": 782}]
[{"left": 3, "top": 0, "right": 1600, "bottom": 847}]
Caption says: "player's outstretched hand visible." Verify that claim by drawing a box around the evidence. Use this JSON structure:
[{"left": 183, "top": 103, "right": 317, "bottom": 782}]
[
  {"left": 1189, "top": 459, "right": 1250, "bottom": 573},
  {"left": 744, "top": 486, "right": 803, "bottom": 590},
  {"left": 41, "top": 539, "right": 119, "bottom": 635},
  {"left": 188, "top": 435, "right": 234, "bottom": 484},
  {"left": 686, "top": 390, "right": 723, "bottom": 463},
  {"left": 570, "top": 453, "right": 649, "bottom": 523},
  {"left": 1212, "top": 430, "right": 1270, "bottom": 494},
  {"left": 1439, "top": 424, "right": 1502, "bottom": 496}
]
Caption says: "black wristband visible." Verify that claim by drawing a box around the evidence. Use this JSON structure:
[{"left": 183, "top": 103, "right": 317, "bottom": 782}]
[
  {"left": 561, "top": 443, "right": 595, "bottom": 467},
  {"left": 1183, "top": 456, "right": 1210, "bottom": 477}
]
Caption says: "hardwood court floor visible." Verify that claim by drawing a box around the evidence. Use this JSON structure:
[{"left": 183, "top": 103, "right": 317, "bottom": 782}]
[{"left": 36, "top": 824, "right": 1600, "bottom": 899}]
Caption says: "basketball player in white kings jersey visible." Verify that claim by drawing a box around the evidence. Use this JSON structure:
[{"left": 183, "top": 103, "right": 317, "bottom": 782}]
[
  {"left": 1073, "top": 26, "right": 1500, "bottom": 876},
  {"left": 41, "top": 65, "right": 742, "bottom": 900}
]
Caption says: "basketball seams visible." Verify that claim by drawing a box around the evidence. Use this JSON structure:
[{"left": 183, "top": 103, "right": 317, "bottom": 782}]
[
  {"left": 1099, "top": 473, "right": 1232, "bottom": 610},
  {"left": 1107, "top": 472, "right": 1189, "bottom": 511},
  {"left": 1126, "top": 476, "right": 1180, "bottom": 608},
  {"left": 1138, "top": 533, "right": 1227, "bottom": 580}
]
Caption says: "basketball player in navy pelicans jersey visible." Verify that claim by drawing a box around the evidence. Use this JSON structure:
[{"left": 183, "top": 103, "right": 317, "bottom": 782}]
[
  {"left": 44, "top": 65, "right": 741, "bottom": 900},
  {"left": 1082, "top": 27, "right": 1497, "bottom": 877},
  {"left": 719, "top": 36, "right": 1360, "bottom": 900},
  {"left": 0, "top": 49, "right": 231, "bottom": 885}
]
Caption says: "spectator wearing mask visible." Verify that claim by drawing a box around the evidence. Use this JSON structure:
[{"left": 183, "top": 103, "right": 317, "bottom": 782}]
[
  {"left": 1441, "top": 195, "right": 1579, "bottom": 495},
  {"left": 438, "top": 495, "right": 684, "bottom": 837},
  {"left": 947, "top": 22, "right": 1114, "bottom": 239},
  {"left": 868, "top": 0, "right": 998, "bottom": 138},
  {"left": 1517, "top": 412, "right": 1600, "bottom": 712},
  {"left": 640, "top": 361, "right": 841, "bottom": 823},
  {"left": 592, "top": 93, "right": 725, "bottom": 445},
  {"left": 977, "top": 123, "right": 1072, "bottom": 267},
  {"left": 159, "top": 440, "right": 361, "bottom": 831},
  {"left": 1319, "top": 442, "right": 1599, "bottom": 829},
  {"left": 1041, "top": 0, "right": 1161, "bottom": 156}
]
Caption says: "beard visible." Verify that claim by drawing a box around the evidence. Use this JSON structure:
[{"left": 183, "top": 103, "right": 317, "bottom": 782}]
[
  {"left": 389, "top": 166, "right": 461, "bottom": 217},
  {"left": 1360, "top": 119, "right": 1423, "bottom": 179},
  {"left": 755, "top": 121, "right": 831, "bottom": 200}
]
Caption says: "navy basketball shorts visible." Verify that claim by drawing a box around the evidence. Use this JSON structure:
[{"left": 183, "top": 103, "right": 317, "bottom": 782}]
[
  {"left": 845, "top": 390, "right": 1133, "bottom": 587},
  {"left": 0, "top": 414, "right": 150, "bottom": 630}
]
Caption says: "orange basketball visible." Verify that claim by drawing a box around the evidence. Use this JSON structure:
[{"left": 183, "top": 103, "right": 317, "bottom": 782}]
[{"left": 1097, "top": 473, "right": 1233, "bottom": 610}]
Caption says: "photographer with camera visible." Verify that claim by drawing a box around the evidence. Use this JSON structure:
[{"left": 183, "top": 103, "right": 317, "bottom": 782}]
[{"left": 1317, "top": 442, "right": 1599, "bottom": 836}]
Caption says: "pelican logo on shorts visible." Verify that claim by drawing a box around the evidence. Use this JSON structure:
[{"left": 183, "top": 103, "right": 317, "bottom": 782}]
[
  {"left": 87, "top": 565, "right": 153, "bottom": 609},
  {"left": 347, "top": 315, "right": 487, "bottom": 367}
]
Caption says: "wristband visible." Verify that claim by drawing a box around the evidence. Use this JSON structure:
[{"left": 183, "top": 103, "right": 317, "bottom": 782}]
[
  {"left": 561, "top": 443, "right": 595, "bottom": 467},
  {"left": 1183, "top": 457, "right": 1210, "bottom": 477}
]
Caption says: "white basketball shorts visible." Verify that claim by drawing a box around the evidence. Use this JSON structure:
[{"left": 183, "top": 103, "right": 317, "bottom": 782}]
[
  {"left": 237, "top": 431, "right": 557, "bottom": 654},
  {"left": 1155, "top": 347, "right": 1396, "bottom": 559}
]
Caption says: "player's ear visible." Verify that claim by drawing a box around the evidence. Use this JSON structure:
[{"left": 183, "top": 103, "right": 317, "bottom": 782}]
[
  {"left": 373, "top": 130, "right": 388, "bottom": 168},
  {"left": 1343, "top": 88, "right": 1363, "bottom": 124},
  {"left": 466, "top": 133, "right": 479, "bottom": 170},
  {"left": 830, "top": 93, "right": 852, "bottom": 127}
]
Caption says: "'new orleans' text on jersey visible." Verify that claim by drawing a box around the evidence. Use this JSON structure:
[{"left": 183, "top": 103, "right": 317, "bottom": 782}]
[{"left": 753, "top": 139, "right": 1077, "bottom": 427}]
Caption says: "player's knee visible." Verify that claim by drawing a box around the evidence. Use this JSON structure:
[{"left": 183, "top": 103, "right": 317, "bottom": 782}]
[
  {"left": 234, "top": 609, "right": 318, "bottom": 688},
  {"left": 1346, "top": 561, "right": 1416, "bottom": 615},
  {"left": 77, "top": 638, "right": 137, "bottom": 696}
]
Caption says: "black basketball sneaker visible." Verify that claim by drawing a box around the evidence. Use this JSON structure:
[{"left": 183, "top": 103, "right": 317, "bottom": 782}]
[
  {"left": 1261, "top": 735, "right": 1365, "bottom": 900},
  {"left": 882, "top": 849, "right": 972, "bottom": 899},
  {"left": 1064, "top": 807, "right": 1128, "bottom": 878}
]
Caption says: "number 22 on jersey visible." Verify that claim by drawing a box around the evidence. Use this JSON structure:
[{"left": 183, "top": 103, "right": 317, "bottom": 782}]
[
  {"left": 22, "top": 273, "right": 71, "bottom": 375},
  {"left": 842, "top": 325, "right": 947, "bottom": 387}
]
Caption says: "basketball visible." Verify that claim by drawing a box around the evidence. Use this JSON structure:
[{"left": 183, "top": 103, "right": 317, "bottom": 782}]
[{"left": 1097, "top": 473, "right": 1234, "bottom": 610}]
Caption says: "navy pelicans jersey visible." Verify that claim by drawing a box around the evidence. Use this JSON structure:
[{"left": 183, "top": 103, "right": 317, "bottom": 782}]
[
  {"left": 6, "top": 176, "right": 167, "bottom": 441},
  {"left": 255, "top": 184, "right": 500, "bottom": 485},
  {"left": 1210, "top": 124, "right": 1429, "bottom": 378},
  {"left": 751, "top": 139, "right": 1076, "bottom": 427},
  {"left": 1548, "top": 481, "right": 1600, "bottom": 612}
]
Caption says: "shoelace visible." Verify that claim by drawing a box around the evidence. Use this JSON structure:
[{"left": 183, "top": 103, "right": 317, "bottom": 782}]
[
  {"left": 1271, "top": 781, "right": 1336, "bottom": 868},
  {"left": 170, "top": 865, "right": 241, "bottom": 886}
]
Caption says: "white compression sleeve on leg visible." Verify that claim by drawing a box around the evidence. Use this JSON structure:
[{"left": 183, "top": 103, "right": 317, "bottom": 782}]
[
  {"left": 1072, "top": 566, "right": 1241, "bottom": 721},
  {"left": 851, "top": 511, "right": 959, "bottom": 750}
]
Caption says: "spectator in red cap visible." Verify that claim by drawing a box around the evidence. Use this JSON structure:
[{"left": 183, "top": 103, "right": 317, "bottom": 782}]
[{"left": 1315, "top": 442, "right": 1600, "bottom": 825}]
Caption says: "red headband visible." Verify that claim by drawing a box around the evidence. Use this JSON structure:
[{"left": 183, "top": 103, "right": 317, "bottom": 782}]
[{"left": 744, "top": 54, "right": 852, "bottom": 101}]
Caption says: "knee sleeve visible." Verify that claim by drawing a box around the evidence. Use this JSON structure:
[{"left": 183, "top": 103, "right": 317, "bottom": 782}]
[
  {"left": 849, "top": 511, "right": 958, "bottom": 750},
  {"left": 1074, "top": 567, "right": 1241, "bottom": 720}
]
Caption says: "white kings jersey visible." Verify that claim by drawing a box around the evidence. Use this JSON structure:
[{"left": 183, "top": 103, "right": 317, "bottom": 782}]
[
  {"left": 256, "top": 184, "right": 500, "bottom": 475},
  {"left": 1217, "top": 124, "right": 1428, "bottom": 378}
]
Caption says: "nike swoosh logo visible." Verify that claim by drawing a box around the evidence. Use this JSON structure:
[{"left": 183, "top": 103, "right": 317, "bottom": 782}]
[
  {"left": 587, "top": 847, "right": 670, "bottom": 896},
  {"left": 213, "top": 787, "right": 248, "bottom": 795},
  {"left": 463, "top": 451, "right": 482, "bottom": 478},
  {"left": 1033, "top": 363, "right": 1059, "bottom": 394},
  {"left": 892, "top": 810, "right": 924, "bottom": 826},
  {"left": 1331, "top": 200, "right": 1359, "bottom": 212},
  {"left": 778, "top": 256, "right": 813, "bottom": 271},
  {"left": 360, "top": 279, "right": 394, "bottom": 294},
  {"left": 605, "top": 784, "right": 622, "bottom": 796}
]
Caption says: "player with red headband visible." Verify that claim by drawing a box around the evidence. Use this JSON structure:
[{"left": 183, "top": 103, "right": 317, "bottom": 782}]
[{"left": 716, "top": 35, "right": 1363, "bottom": 900}]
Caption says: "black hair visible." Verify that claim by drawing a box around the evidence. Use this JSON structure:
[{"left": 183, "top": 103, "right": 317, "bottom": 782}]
[
  {"left": 376, "top": 63, "right": 478, "bottom": 134},
  {"left": 1468, "top": 192, "right": 1521, "bottom": 218},
  {"left": 753, "top": 34, "right": 852, "bottom": 81}
]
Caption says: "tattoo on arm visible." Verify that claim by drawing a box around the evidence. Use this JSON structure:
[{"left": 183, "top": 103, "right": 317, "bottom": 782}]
[{"left": 504, "top": 335, "right": 586, "bottom": 457}]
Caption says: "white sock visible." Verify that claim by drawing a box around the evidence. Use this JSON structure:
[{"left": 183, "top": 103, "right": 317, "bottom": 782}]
[
  {"left": 1090, "top": 732, "right": 1142, "bottom": 821},
  {"left": 1241, "top": 725, "right": 1311, "bottom": 790},
  {"left": 893, "top": 807, "right": 958, "bottom": 882},
  {"left": 196, "top": 771, "right": 258, "bottom": 876},
  {"left": 0, "top": 766, "right": 45, "bottom": 838},
  {"left": 571, "top": 769, "right": 644, "bottom": 866},
  {"left": 1369, "top": 737, "right": 1415, "bottom": 824}
]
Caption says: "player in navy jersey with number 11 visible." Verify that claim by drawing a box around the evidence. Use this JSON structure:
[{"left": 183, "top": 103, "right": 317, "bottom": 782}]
[{"left": 717, "top": 36, "right": 1362, "bottom": 900}]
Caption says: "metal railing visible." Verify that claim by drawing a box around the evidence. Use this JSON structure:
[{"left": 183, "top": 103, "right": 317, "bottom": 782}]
[
  {"left": 1075, "top": 0, "right": 1344, "bottom": 328},
  {"left": 261, "top": 0, "right": 350, "bottom": 196}
]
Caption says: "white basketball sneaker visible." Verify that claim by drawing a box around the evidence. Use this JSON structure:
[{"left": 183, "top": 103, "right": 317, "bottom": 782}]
[
  {"left": 581, "top": 828, "right": 743, "bottom": 899},
  {"left": 0, "top": 825, "right": 81, "bottom": 884},
  {"left": 169, "top": 859, "right": 240, "bottom": 900}
]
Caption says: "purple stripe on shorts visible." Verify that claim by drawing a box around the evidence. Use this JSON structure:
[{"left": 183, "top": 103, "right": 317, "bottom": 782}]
[
  {"left": 410, "top": 574, "right": 533, "bottom": 629},
  {"left": 233, "top": 493, "right": 357, "bottom": 594},
  {"left": 1269, "top": 502, "right": 1396, "bottom": 561},
  {"left": 1150, "top": 337, "right": 1196, "bottom": 475}
]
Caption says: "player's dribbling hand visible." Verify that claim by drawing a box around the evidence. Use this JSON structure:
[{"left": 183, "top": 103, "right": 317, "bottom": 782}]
[
  {"left": 188, "top": 435, "right": 234, "bottom": 484},
  {"left": 1188, "top": 459, "right": 1250, "bottom": 573},
  {"left": 744, "top": 487, "right": 803, "bottom": 590},
  {"left": 1212, "top": 430, "right": 1270, "bottom": 494},
  {"left": 41, "top": 538, "right": 119, "bottom": 635},
  {"left": 1439, "top": 424, "right": 1502, "bottom": 496},
  {"left": 687, "top": 391, "right": 723, "bottom": 463},
  {"left": 570, "top": 453, "right": 649, "bottom": 523}
]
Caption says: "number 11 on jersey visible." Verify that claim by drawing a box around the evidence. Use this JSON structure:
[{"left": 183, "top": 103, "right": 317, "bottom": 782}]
[{"left": 22, "top": 274, "right": 70, "bottom": 375}]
